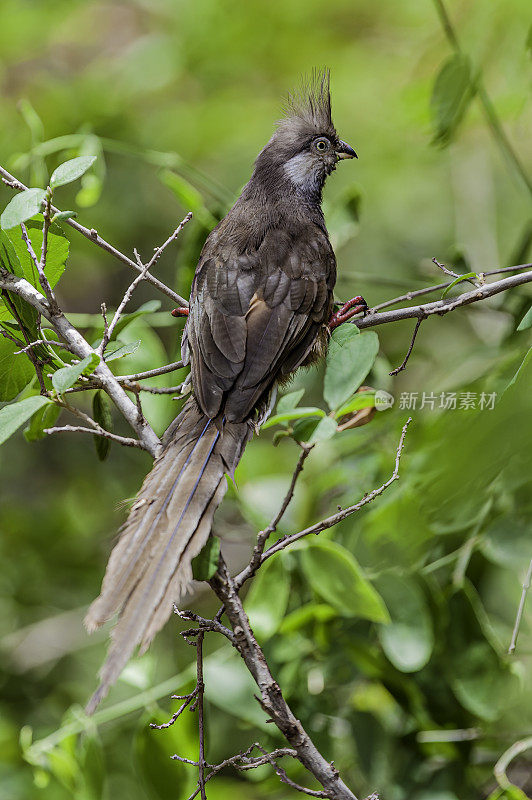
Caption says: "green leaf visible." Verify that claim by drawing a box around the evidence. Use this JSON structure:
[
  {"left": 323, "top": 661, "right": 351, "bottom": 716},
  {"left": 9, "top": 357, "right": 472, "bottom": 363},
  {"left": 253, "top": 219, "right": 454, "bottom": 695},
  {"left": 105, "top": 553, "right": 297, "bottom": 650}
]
[
  {"left": 0, "top": 395, "right": 51, "bottom": 446},
  {"left": 75, "top": 173, "right": 103, "bottom": 207},
  {"left": 24, "top": 402, "right": 61, "bottom": 442},
  {"left": 51, "top": 210, "right": 77, "bottom": 224},
  {"left": 300, "top": 540, "right": 389, "bottom": 622},
  {"left": 375, "top": 575, "right": 434, "bottom": 672},
  {"left": 104, "top": 340, "right": 141, "bottom": 362},
  {"left": 92, "top": 390, "right": 113, "bottom": 461},
  {"left": 52, "top": 353, "right": 100, "bottom": 393},
  {"left": 50, "top": 156, "right": 96, "bottom": 189},
  {"left": 0, "top": 232, "right": 37, "bottom": 336},
  {"left": 261, "top": 407, "right": 325, "bottom": 430},
  {"left": 307, "top": 415, "right": 337, "bottom": 443},
  {"left": 291, "top": 416, "right": 321, "bottom": 442},
  {"left": 479, "top": 517, "right": 531, "bottom": 568},
  {"left": 191, "top": 536, "right": 220, "bottom": 580},
  {"left": 18, "top": 98, "right": 44, "bottom": 142},
  {"left": 0, "top": 335, "right": 35, "bottom": 401},
  {"left": 517, "top": 305, "right": 532, "bottom": 331},
  {"left": 441, "top": 272, "right": 478, "bottom": 299},
  {"left": 245, "top": 556, "right": 290, "bottom": 639},
  {"left": 135, "top": 709, "right": 194, "bottom": 800},
  {"left": 324, "top": 328, "right": 379, "bottom": 411},
  {"left": 7, "top": 217, "right": 69, "bottom": 289},
  {"left": 0, "top": 188, "right": 46, "bottom": 229},
  {"left": 450, "top": 642, "right": 506, "bottom": 721},
  {"left": 431, "top": 54, "right": 475, "bottom": 147},
  {"left": 277, "top": 388, "right": 305, "bottom": 413},
  {"left": 526, "top": 23, "right": 532, "bottom": 56},
  {"left": 334, "top": 391, "right": 376, "bottom": 419}
]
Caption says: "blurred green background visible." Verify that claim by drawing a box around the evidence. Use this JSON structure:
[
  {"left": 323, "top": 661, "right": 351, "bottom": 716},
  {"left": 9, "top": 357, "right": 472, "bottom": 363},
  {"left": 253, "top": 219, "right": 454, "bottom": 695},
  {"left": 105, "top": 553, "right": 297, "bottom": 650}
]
[{"left": 1, "top": 1, "right": 531, "bottom": 799}]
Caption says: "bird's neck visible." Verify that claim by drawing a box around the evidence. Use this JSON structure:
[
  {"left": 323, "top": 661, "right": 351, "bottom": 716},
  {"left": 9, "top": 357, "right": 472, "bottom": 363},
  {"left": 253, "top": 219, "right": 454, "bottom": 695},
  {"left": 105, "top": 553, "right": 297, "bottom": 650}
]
[{"left": 243, "top": 162, "right": 325, "bottom": 215}]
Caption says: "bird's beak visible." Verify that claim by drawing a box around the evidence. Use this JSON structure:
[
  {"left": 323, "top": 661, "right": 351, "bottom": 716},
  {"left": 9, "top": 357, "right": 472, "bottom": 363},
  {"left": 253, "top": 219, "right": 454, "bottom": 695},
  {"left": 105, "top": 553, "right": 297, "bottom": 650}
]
[{"left": 336, "top": 140, "right": 358, "bottom": 160}]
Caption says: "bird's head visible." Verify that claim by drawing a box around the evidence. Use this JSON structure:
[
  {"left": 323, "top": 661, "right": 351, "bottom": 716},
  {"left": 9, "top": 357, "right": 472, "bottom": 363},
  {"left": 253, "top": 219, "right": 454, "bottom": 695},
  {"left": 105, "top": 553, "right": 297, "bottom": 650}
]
[{"left": 250, "top": 70, "right": 357, "bottom": 204}]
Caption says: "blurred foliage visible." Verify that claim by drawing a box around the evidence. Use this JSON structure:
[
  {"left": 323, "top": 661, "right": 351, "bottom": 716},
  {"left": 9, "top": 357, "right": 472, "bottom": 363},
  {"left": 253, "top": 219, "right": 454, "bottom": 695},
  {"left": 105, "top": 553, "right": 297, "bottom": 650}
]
[{"left": 0, "top": 0, "right": 531, "bottom": 799}]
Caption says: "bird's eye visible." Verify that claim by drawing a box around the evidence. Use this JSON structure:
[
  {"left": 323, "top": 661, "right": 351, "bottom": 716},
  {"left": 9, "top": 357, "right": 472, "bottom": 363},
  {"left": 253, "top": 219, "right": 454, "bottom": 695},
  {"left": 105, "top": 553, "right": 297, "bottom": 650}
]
[{"left": 313, "top": 138, "right": 330, "bottom": 153}]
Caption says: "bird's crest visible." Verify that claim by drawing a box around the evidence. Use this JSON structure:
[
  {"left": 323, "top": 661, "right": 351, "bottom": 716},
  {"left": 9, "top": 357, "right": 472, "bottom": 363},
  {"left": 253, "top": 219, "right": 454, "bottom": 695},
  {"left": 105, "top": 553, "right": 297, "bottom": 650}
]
[{"left": 280, "top": 69, "right": 335, "bottom": 137}]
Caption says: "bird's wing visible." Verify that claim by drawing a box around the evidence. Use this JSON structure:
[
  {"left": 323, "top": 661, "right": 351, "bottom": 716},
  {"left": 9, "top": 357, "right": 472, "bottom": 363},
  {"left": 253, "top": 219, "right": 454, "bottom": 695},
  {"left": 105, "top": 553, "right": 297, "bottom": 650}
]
[{"left": 187, "top": 224, "right": 335, "bottom": 421}]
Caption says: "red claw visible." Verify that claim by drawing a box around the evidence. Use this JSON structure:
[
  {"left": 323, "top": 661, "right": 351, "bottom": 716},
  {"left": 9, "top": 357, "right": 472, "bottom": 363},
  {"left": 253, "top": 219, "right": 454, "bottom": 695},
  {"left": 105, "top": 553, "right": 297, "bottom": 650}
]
[
  {"left": 171, "top": 307, "right": 189, "bottom": 317},
  {"left": 328, "top": 296, "right": 368, "bottom": 330}
]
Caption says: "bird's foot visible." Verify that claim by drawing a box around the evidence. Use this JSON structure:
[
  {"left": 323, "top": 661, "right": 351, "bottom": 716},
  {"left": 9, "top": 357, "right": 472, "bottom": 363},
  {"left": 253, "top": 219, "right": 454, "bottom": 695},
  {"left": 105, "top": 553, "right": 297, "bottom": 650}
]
[
  {"left": 171, "top": 306, "right": 189, "bottom": 317},
  {"left": 328, "top": 296, "right": 368, "bottom": 330}
]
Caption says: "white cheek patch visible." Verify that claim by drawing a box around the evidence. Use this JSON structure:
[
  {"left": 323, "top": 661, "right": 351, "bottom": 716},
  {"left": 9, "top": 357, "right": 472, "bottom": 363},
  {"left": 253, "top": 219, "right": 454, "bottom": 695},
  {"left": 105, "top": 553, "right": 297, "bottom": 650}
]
[{"left": 283, "top": 153, "right": 320, "bottom": 191}]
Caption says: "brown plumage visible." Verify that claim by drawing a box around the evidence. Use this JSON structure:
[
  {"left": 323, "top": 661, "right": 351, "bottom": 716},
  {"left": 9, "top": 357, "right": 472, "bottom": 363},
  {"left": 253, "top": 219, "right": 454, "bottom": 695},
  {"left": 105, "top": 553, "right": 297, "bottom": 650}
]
[{"left": 85, "top": 69, "right": 357, "bottom": 712}]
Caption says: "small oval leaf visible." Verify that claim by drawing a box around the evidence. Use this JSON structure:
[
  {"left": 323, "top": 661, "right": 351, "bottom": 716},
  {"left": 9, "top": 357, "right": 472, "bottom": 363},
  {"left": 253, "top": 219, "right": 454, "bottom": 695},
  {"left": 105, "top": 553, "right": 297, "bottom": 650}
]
[
  {"left": 300, "top": 540, "right": 389, "bottom": 622},
  {"left": 50, "top": 156, "right": 97, "bottom": 189},
  {"left": 324, "top": 328, "right": 379, "bottom": 411},
  {"left": 0, "top": 395, "right": 51, "bottom": 446},
  {"left": 52, "top": 353, "right": 100, "bottom": 393},
  {"left": 1, "top": 189, "right": 46, "bottom": 230}
]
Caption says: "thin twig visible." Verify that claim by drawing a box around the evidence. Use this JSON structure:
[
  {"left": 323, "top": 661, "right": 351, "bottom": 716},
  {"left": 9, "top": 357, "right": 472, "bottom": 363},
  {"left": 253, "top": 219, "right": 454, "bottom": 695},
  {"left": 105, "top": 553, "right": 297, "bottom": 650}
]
[
  {"left": 117, "top": 361, "right": 185, "bottom": 382},
  {"left": 150, "top": 688, "right": 199, "bottom": 730},
  {"left": 248, "top": 444, "right": 314, "bottom": 577},
  {"left": 99, "top": 214, "right": 191, "bottom": 355},
  {"left": 100, "top": 303, "right": 109, "bottom": 344},
  {"left": 43, "top": 425, "right": 143, "bottom": 449},
  {"left": 234, "top": 419, "right": 412, "bottom": 590},
  {"left": 431, "top": 257, "right": 480, "bottom": 288},
  {"left": 371, "top": 263, "right": 532, "bottom": 313},
  {"left": 20, "top": 219, "right": 57, "bottom": 314},
  {"left": 0, "top": 327, "right": 23, "bottom": 346},
  {"left": 356, "top": 269, "right": 532, "bottom": 330},
  {"left": 15, "top": 338, "right": 73, "bottom": 355},
  {"left": 39, "top": 194, "right": 58, "bottom": 310},
  {"left": 196, "top": 631, "right": 207, "bottom": 800},
  {"left": 508, "top": 558, "right": 532, "bottom": 655},
  {"left": 389, "top": 316, "right": 425, "bottom": 375},
  {"left": 255, "top": 743, "right": 329, "bottom": 797},
  {"left": 0, "top": 163, "right": 190, "bottom": 306},
  {"left": 174, "top": 607, "right": 234, "bottom": 642}
]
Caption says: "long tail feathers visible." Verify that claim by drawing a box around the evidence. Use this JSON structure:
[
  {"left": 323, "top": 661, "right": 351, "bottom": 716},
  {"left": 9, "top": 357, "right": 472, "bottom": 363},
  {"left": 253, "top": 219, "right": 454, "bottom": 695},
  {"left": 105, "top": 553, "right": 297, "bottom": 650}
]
[{"left": 84, "top": 398, "right": 251, "bottom": 714}]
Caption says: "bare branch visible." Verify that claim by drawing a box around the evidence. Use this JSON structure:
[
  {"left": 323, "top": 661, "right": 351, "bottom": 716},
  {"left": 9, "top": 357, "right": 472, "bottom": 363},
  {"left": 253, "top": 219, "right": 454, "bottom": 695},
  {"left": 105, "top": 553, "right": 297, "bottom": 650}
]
[
  {"left": 99, "top": 214, "right": 192, "bottom": 356},
  {"left": 234, "top": 418, "right": 411, "bottom": 590},
  {"left": 117, "top": 361, "right": 185, "bottom": 382},
  {"left": 508, "top": 558, "right": 532, "bottom": 655},
  {"left": 371, "top": 262, "right": 532, "bottom": 313},
  {"left": 0, "top": 164, "right": 189, "bottom": 307},
  {"left": 0, "top": 271, "right": 161, "bottom": 456},
  {"left": 20, "top": 217, "right": 58, "bottom": 314},
  {"left": 356, "top": 269, "right": 532, "bottom": 330},
  {"left": 254, "top": 743, "right": 329, "bottom": 797},
  {"left": 150, "top": 688, "right": 199, "bottom": 730},
  {"left": 389, "top": 316, "right": 425, "bottom": 375},
  {"left": 174, "top": 607, "right": 234, "bottom": 642},
  {"left": 15, "top": 338, "right": 73, "bottom": 356},
  {"left": 209, "top": 557, "right": 359, "bottom": 800},
  {"left": 43, "top": 425, "right": 143, "bottom": 449},
  {"left": 431, "top": 257, "right": 480, "bottom": 288}
]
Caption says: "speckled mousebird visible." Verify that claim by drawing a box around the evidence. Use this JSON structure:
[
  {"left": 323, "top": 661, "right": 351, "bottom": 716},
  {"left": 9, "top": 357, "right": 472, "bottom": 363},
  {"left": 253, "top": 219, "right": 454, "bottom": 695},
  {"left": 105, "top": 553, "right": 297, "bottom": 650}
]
[{"left": 85, "top": 70, "right": 365, "bottom": 712}]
